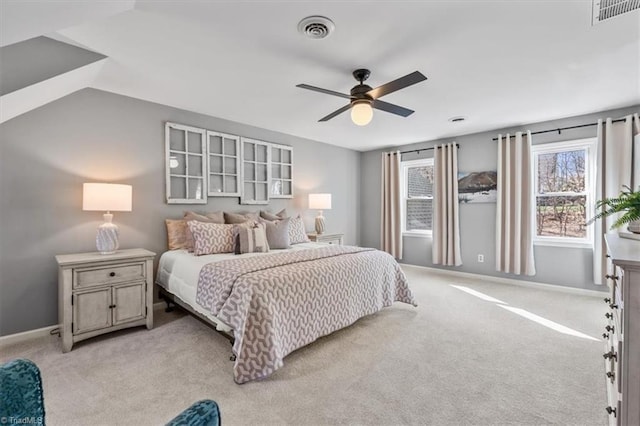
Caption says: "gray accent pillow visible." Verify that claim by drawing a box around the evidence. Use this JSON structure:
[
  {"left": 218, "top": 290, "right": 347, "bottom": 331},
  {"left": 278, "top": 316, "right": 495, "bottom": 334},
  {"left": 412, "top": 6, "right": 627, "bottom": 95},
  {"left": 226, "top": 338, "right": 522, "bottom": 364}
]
[
  {"left": 261, "top": 217, "right": 291, "bottom": 249},
  {"left": 260, "top": 209, "right": 288, "bottom": 221},
  {"left": 224, "top": 211, "right": 260, "bottom": 224}
]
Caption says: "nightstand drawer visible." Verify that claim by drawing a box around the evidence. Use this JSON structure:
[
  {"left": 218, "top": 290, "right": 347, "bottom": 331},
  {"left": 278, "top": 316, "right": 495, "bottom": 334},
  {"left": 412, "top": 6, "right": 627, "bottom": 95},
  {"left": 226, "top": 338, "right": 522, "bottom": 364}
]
[{"left": 74, "top": 262, "right": 145, "bottom": 289}]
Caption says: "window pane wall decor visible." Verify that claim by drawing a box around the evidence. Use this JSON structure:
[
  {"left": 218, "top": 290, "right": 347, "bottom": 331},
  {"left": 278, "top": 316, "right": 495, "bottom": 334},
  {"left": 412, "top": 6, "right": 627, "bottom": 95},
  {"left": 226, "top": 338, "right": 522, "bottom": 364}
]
[
  {"left": 165, "top": 122, "right": 207, "bottom": 204},
  {"left": 165, "top": 122, "right": 294, "bottom": 205}
]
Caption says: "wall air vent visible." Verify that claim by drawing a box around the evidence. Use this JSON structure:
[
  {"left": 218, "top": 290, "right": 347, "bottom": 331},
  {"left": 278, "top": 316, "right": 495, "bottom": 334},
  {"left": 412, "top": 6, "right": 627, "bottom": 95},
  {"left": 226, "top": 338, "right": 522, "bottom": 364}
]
[
  {"left": 298, "top": 16, "right": 335, "bottom": 39},
  {"left": 592, "top": 0, "right": 640, "bottom": 25}
]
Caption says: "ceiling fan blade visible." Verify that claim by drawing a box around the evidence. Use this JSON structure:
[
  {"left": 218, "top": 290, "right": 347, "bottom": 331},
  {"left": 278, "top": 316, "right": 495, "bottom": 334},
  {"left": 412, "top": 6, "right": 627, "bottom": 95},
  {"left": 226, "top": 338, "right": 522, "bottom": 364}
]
[
  {"left": 372, "top": 99, "right": 414, "bottom": 117},
  {"left": 296, "top": 84, "right": 354, "bottom": 99},
  {"left": 366, "top": 71, "right": 427, "bottom": 99},
  {"left": 319, "top": 104, "right": 352, "bottom": 122}
]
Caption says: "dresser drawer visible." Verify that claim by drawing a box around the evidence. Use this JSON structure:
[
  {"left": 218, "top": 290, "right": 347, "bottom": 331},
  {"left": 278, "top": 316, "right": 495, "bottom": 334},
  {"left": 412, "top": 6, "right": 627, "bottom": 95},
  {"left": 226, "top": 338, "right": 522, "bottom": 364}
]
[{"left": 74, "top": 262, "right": 145, "bottom": 289}]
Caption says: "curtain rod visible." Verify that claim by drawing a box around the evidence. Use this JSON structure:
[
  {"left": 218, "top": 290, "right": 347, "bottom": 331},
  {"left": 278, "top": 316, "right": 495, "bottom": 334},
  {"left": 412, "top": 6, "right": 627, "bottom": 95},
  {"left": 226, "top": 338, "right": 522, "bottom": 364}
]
[
  {"left": 491, "top": 118, "right": 626, "bottom": 141},
  {"left": 385, "top": 143, "right": 459, "bottom": 155}
]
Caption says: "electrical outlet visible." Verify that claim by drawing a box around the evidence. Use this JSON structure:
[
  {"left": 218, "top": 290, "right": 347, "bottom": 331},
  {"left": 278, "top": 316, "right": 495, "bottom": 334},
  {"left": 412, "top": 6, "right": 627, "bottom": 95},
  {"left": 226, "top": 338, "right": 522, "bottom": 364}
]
[{"left": 477, "top": 254, "right": 484, "bottom": 263}]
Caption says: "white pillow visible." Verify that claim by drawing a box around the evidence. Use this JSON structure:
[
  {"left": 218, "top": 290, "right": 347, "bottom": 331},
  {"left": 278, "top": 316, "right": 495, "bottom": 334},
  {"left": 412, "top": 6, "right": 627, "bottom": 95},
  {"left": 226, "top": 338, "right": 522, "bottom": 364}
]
[{"left": 187, "top": 221, "right": 236, "bottom": 255}]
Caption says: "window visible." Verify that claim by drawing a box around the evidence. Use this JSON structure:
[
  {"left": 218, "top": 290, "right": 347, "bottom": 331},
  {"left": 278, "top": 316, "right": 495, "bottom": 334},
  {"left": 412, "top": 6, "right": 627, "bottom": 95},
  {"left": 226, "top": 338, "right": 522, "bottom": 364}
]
[
  {"left": 401, "top": 158, "right": 434, "bottom": 236},
  {"left": 532, "top": 138, "right": 596, "bottom": 246}
]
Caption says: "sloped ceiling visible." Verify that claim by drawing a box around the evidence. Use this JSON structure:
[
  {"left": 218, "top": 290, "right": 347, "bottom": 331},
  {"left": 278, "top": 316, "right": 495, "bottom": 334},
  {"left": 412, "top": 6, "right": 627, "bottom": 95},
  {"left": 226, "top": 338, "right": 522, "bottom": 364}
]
[{"left": 1, "top": 0, "right": 638, "bottom": 151}]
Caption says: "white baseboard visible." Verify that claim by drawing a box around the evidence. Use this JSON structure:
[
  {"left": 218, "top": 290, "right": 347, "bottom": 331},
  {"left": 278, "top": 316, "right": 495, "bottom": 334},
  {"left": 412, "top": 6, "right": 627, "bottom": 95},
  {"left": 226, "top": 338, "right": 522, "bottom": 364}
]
[
  {"left": 0, "top": 325, "right": 59, "bottom": 347},
  {"left": 400, "top": 264, "right": 607, "bottom": 297},
  {"left": 0, "top": 302, "right": 171, "bottom": 346}
]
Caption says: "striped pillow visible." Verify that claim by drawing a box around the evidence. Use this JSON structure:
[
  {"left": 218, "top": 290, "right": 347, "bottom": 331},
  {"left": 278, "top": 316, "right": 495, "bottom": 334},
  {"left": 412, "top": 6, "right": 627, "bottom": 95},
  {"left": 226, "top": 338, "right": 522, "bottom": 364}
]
[
  {"left": 187, "top": 221, "right": 236, "bottom": 255},
  {"left": 238, "top": 223, "right": 270, "bottom": 254}
]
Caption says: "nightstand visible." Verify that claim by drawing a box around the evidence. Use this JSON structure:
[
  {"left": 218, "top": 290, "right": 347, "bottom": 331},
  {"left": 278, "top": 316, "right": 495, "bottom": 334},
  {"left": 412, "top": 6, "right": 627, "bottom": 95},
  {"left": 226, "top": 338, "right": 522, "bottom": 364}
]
[
  {"left": 307, "top": 232, "right": 344, "bottom": 245},
  {"left": 55, "top": 248, "right": 155, "bottom": 352}
]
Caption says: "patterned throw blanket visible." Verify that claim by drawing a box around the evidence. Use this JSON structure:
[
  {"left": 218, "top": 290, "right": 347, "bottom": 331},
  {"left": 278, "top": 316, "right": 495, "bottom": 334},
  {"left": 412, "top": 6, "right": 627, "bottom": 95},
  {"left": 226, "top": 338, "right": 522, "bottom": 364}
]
[{"left": 195, "top": 245, "right": 416, "bottom": 384}]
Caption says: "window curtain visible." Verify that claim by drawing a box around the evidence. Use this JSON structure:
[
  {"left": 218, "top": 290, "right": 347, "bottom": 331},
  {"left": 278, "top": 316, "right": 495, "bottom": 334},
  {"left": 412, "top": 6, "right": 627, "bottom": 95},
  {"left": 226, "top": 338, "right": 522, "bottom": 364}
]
[
  {"left": 381, "top": 151, "right": 402, "bottom": 259},
  {"left": 496, "top": 131, "right": 536, "bottom": 276},
  {"left": 593, "top": 114, "right": 640, "bottom": 285},
  {"left": 432, "top": 143, "right": 462, "bottom": 266}
]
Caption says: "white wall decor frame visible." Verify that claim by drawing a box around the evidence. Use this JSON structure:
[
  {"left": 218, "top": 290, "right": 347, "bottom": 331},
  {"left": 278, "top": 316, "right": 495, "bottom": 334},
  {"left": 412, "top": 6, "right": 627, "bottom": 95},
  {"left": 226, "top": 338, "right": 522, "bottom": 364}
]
[
  {"left": 206, "top": 131, "right": 241, "bottom": 197},
  {"left": 270, "top": 143, "right": 294, "bottom": 199},
  {"left": 165, "top": 122, "right": 207, "bottom": 204},
  {"left": 240, "top": 137, "right": 271, "bottom": 205}
]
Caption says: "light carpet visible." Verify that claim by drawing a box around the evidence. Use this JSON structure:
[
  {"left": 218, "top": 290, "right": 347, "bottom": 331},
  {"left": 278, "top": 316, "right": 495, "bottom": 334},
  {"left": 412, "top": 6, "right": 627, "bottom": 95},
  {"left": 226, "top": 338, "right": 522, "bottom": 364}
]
[{"left": 0, "top": 266, "right": 609, "bottom": 425}]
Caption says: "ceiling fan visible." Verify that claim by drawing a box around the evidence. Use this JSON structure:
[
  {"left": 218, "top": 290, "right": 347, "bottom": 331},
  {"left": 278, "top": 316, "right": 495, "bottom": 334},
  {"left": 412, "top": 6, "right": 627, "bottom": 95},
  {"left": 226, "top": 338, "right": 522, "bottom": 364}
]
[{"left": 296, "top": 69, "right": 427, "bottom": 126}]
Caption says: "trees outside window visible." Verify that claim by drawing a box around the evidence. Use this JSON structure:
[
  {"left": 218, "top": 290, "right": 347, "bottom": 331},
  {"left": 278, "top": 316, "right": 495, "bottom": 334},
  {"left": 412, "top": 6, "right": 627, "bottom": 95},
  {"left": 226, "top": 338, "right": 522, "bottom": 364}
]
[{"left": 532, "top": 138, "right": 596, "bottom": 245}]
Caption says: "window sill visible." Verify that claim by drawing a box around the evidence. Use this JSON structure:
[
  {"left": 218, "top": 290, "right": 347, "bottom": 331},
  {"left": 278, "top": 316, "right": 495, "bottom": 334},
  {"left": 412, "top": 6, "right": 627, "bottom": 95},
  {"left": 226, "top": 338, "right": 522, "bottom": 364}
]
[
  {"left": 403, "top": 232, "right": 432, "bottom": 238},
  {"left": 534, "top": 239, "right": 592, "bottom": 249}
]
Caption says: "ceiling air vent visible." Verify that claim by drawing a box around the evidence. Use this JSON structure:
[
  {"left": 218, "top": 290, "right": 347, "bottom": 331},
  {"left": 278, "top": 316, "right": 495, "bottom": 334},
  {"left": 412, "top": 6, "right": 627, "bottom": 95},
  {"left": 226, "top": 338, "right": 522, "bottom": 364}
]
[
  {"left": 298, "top": 16, "right": 335, "bottom": 39},
  {"left": 592, "top": 0, "right": 640, "bottom": 25}
]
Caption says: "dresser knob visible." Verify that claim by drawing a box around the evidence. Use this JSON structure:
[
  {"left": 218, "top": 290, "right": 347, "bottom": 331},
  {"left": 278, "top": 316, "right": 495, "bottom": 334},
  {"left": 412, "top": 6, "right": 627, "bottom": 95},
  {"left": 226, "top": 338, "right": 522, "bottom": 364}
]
[
  {"left": 605, "top": 274, "right": 619, "bottom": 281},
  {"left": 109, "top": 272, "right": 116, "bottom": 277},
  {"left": 108, "top": 304, "right": 116, "bottom": 309},
  {"left": 605, "top": 313, "right": 613, "bottom": 319},
  {"left": 606, "top": 371, "right": 615, "bottom": 379},
  {"left": 602, "top": 333, "right": 609, "bottom": 339},
  {"left": 606, "top": 406, "right": 616, "bottom": 416},
  {"left": 603, "top": 351, "right": 617, "bottom": 360},
  {"left": 609, "top": 303, "right": 618, "bottom": 309},
  {"left": 605, "top": 325, "right": 615, "bottom": 332},
  {"left": 604, "top": 297, "right": 611, "bottom": 303}
]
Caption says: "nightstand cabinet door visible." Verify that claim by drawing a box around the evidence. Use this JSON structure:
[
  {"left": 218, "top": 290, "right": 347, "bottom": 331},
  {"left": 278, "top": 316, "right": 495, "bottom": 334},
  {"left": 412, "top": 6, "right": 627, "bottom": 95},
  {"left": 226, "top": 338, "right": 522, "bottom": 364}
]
[
  {"left": 74, "top": 288, "right": 112, "bottom": 334},
  {"left": 113, "top": 283, "right": 145, "bottom": 325}
]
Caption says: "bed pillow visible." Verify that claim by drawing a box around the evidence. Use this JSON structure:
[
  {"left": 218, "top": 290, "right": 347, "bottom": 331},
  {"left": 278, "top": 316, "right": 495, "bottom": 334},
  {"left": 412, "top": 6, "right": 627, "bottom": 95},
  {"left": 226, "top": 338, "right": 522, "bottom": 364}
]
[
  {"left": 184, "top": 211, "right": 224, "bottom": 223},
  {"left": 289, "top": 215, "right": 310, "bottom": 244},
  {"left": 260, "top": 209, "right": 288, "bottom": 221},
  {"left": 261, "top": 217, "right": 291, "bottom": 249},
  {"left": 224, "top": 211, "right": 260, "bottom": 224},
  {"left": 183, "top": 211, "right": 225, "bottom": 251},
  {"left": 165, "top": 219, "right": 190, "bottom": 250},
  {"left": 237, "top": 223, "right": 270, "bottom": 254},
  {"left": 187, "top": 221, "right": 236, "bottom": 255}
]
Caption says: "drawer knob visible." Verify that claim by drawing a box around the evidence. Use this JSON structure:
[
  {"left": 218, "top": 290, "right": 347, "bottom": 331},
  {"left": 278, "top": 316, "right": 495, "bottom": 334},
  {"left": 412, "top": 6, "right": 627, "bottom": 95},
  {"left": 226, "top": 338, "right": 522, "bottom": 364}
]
[
  {"left": 606, "top": 406, "right": 616, "bottom": 416},
  {"left": 606, "top": 371, "right": 615, "bottom": 379},
  {"left": 605, "top": 325, "right": 615, "bottom": 332},
  {"left": 605, "top": 274, "right": 619, "bottom": 281},
  {"left": 602, "top": 333, "right": 609, "bottom": 339},
  {"left": 609, "top": 303, "right": 618, "bottom": 309},
  {"left": 109, "top": 272, "right": 116, "bottom": 277},
  {"left": 605, "top": 313, "right": 613, "bottom": 319},
  {"left": 604, "top": 297, "right": 611, "bottom": 303},
  {"left": 109, "top": 304, "right": 116, "bottom": 309},
  {"left": 603, "top": 351, "right": 617, "bottom": 360}
]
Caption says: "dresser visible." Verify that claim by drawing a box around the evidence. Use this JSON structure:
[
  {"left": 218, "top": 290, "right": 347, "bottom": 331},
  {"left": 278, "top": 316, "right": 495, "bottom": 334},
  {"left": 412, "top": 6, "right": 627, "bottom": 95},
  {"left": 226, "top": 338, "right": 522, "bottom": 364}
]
[
  {"left": 307, "top": 232, "right": 344, "bottom": 245},
  {"left": 56, "top": 249, "right": 155, "bottom": 352},
  {"left": 604, "top": 235, "right": 640, "bottom": 426}
]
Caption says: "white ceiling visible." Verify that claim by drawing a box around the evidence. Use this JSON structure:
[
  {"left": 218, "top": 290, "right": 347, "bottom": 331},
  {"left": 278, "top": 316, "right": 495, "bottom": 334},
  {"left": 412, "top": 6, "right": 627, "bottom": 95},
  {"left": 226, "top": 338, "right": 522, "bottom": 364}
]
[{"left": 1, "top": 0, "right": 639, "bottom": 151}]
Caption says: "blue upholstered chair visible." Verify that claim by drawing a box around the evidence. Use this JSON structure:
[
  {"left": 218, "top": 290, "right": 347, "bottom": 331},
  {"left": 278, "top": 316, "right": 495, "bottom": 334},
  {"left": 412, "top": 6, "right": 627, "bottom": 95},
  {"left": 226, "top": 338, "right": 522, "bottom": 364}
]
[
  {"left": 0, "top": 359, "right": 46, "bottom": 425},
  {"left": 1, "top": 358, "right": 220, "bottom": 426},
  {"left": 165, "top": 400, "right": 221, "bottom": 426}
]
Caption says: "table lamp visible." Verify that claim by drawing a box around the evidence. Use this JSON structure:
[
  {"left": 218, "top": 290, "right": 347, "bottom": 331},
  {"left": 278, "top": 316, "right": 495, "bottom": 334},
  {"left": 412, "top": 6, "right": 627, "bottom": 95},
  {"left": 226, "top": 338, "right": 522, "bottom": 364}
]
[
  {"left": 83, "top": 183, "right": 132, "bottom": 254},
  {"left": 308, "top": 193, "right": 332, "bottom": 234}
]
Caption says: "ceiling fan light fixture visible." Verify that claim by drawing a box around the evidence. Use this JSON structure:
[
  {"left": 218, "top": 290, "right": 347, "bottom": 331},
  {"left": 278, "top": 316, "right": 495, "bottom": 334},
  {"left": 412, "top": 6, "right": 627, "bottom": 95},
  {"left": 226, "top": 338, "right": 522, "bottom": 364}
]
[{"left": 351, "top": 101, "right": 373, "bottom": 126}]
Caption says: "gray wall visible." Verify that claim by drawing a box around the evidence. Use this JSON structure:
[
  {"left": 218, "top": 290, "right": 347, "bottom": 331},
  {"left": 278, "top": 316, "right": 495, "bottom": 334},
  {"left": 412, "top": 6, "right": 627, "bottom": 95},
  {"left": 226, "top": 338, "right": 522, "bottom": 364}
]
[
  {"left": 360, "top": 105, "right": 639, "bottom": 291},
  {"left": 0, "top": 88, "right": 361, "bottom": 336}
]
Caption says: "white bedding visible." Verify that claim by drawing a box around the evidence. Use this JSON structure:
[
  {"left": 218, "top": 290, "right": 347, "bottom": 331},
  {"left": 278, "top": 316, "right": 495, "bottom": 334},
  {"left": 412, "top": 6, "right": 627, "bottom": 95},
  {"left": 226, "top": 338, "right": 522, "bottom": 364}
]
[{"left": 155, "top": 242, "right": 325, "bottom": 332}]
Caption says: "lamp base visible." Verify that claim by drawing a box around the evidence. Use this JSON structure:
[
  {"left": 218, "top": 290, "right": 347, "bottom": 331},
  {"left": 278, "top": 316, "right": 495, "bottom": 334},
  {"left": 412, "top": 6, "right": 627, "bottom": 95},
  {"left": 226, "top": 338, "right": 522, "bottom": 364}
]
[
  {"left": 315, "top": 213, "right": 326, "bottom": 234},
  {"left": 96, "top": 213, "right": 119, "bottom": 255}
]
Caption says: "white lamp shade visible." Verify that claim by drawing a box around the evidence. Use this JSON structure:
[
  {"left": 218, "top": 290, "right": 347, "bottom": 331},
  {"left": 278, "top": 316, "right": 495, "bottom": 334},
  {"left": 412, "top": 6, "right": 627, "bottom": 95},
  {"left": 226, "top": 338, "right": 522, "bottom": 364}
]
[
  {"left": 351, "top": 102, "right": 373, "bottom": 126},
  {"left": 309, "top": 193, "right": 332, "bottom": 210},
  {"left": 83, "top": 183, "right": 132, "bottom": 212}
]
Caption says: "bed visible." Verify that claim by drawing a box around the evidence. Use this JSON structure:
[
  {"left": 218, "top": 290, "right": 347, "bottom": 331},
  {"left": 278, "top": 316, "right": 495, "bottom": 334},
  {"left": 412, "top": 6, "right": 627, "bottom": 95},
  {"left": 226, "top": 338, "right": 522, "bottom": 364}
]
[{"left": 156, "top": 242, "right": 416, "bottom": 383}]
